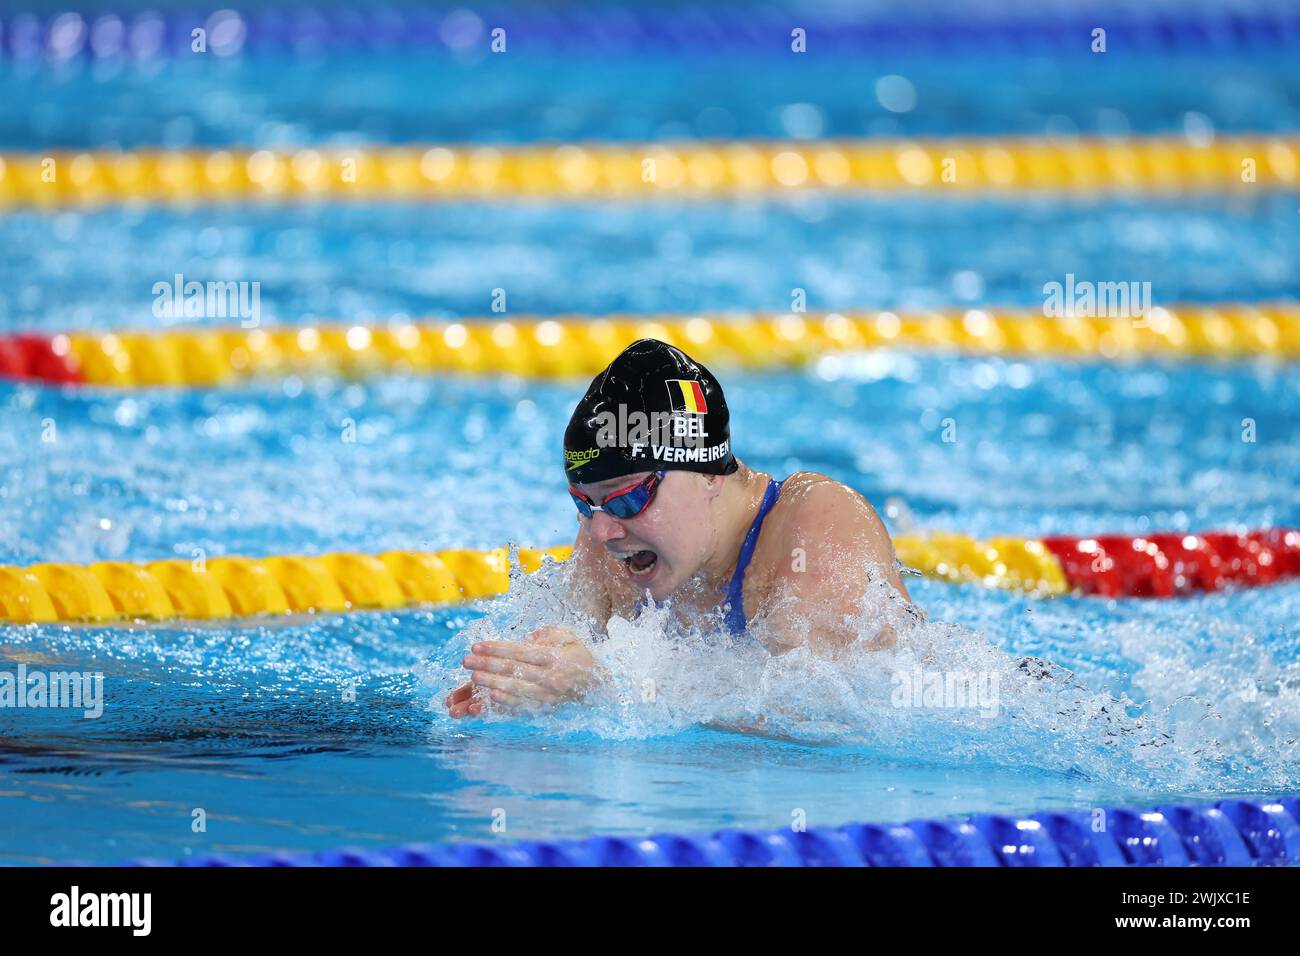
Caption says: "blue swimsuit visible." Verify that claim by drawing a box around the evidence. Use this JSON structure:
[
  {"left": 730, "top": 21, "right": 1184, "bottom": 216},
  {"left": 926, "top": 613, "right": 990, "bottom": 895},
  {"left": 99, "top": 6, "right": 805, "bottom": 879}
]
[{"left": 721, "top": 477, "right": 784, "bottom": 635}]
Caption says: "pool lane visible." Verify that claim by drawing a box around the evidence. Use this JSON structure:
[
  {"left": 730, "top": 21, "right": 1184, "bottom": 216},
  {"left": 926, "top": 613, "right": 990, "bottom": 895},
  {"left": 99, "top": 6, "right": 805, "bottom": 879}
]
[{"left": 1, "top": 195, "right": 1297, "bottom": 334}]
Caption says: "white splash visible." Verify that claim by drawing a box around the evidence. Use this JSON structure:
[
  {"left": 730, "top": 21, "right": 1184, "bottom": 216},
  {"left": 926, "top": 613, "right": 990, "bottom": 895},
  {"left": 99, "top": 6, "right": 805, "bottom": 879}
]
[{"left": 422, "top": 557, "right": 1300, "bottom": 792}]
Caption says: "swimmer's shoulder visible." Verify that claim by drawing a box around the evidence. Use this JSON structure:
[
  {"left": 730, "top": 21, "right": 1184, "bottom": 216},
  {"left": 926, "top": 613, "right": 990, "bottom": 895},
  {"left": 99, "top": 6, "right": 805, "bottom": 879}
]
[
  {"left": 768, "top": 471, "right": 883, "bottom": 535},
  {"left": 748, "top": 470, "right": 909, "bottom": 606},
  {"left": 752, "top": 471, "right": 900, "bottom": 584},
  {"left": 747, "top": 472, "right": 859, "bottom": 572}
]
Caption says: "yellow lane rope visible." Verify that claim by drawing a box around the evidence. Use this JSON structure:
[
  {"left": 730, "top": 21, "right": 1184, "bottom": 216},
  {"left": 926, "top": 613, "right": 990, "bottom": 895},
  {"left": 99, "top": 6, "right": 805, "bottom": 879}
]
[
  {"left": 1, "top": 136, "right": 1296, "bottom": 206},
  {"left": 0, "top": 547, "right": 565, "bottom": 623},
  {"left": 38, "top": 304, "right": 1300, "bottom": 387}
]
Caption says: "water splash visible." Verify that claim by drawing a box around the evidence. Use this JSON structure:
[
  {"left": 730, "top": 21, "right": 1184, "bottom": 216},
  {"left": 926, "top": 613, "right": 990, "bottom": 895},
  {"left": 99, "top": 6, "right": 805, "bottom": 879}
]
[{"left": 424, "top": 559, "right": 1300, "bottom": 792}]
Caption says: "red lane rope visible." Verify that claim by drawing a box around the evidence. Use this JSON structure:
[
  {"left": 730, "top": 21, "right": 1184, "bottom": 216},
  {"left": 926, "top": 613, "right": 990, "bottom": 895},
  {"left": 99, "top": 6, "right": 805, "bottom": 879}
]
[
  {"left": 0, "top": 335, "right": 84, "bottom": 384},
  {"left": 1043, "top": 529, "right": 1300, "bottom": 598}
]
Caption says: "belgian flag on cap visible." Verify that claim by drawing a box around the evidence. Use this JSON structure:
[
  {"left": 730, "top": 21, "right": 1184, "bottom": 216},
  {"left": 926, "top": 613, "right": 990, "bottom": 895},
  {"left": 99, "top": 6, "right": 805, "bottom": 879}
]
[{"left": 666, "top": 379, "right": 708, "bottom": 414}]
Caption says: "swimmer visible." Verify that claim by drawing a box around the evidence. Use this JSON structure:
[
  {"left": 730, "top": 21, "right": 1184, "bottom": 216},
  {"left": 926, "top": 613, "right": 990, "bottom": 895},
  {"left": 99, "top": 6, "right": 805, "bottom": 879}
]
[{"left": 446, "top": 338, "right": 915, "bottom": 717}]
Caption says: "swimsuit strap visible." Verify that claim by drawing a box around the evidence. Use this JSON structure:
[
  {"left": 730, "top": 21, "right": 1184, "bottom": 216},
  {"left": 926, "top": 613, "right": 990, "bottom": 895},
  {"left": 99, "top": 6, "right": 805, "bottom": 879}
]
[{"left": 723, "top": 477, "right": 783, "bottom": 636}]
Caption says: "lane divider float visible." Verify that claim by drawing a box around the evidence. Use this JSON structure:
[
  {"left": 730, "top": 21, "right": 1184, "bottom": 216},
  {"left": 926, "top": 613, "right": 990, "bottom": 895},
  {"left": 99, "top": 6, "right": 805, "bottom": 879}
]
[
  {"left": 107, "top": 793, "right": 1300, "bottom": 867},
  {"left": 3, "top": 302, "right": 1298, "bottom": 389},
  {"left": 0, "top": 136, "right": 1296, "bottom": 207},
  {"left": 2, "top": 528, "right": 1296, "bottom": 624},
  {"left": 898, "top": 527, "right": 1300, "bottom": 597},
  {"left": 0, "top": 546, "right": 569, "bottom": 624}
]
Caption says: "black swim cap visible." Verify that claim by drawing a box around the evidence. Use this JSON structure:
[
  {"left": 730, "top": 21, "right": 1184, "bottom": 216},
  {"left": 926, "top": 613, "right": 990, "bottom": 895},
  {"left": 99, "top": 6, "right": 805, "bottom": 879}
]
[{"left": 564, "top": 339, "right": 739, "bottom": 484}]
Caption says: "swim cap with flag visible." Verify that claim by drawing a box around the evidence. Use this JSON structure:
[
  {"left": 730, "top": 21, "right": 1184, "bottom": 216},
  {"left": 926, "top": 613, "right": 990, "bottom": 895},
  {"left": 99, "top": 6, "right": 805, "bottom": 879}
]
[{"left": 564, "top": 339, "right": 739, "bottom": 484}]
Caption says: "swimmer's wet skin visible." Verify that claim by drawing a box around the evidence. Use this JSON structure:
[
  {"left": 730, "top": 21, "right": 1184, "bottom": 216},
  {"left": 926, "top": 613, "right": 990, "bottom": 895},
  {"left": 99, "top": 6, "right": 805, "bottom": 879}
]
[{"left": 446, "top": 339, "right": 914, "bottom": 718}]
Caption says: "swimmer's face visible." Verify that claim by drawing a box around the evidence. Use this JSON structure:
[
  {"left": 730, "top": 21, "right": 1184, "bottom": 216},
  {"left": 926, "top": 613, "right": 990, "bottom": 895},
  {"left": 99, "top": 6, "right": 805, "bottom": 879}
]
[{"left": 574, "top": 470, "right": 722, "bottom": 601}]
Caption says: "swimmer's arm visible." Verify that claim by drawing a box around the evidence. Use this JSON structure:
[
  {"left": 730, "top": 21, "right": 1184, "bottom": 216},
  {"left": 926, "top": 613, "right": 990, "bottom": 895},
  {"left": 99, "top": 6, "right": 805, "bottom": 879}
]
[
  {"left": 839, "top": 484, "right": 911, "bottom": 602},
  {"left": 763, "top": 482, "right": 913, "bottom": 655}
]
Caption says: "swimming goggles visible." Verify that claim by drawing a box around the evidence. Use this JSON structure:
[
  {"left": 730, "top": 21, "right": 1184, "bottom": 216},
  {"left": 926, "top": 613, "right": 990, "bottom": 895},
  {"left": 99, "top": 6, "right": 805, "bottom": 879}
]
[{"left": 569, "top": 470, "right": 666, "bottom": 519}]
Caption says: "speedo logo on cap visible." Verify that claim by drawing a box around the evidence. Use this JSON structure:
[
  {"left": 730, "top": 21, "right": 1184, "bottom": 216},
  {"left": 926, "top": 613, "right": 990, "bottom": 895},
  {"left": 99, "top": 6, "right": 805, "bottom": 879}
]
[
  {"left": 666, "top": 379, "right": 708, "bottom": 414},
  {"left": 565, "top": 447, "right": 601, "bottom": 471}
]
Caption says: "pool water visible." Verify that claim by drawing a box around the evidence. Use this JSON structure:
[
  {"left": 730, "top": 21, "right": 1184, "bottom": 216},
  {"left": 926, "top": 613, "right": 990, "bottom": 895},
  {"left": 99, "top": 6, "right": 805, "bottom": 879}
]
[
  {"left": 2, "top": 196, "right": 1299, "bottom": 333},
  {"left": 3, "top": 572, "right": 1298, "bottom": 866},
  {"left": 3, "top": 349, "right": 1297, "bottom": 864},
  {"left": 2, "top": 5, "right": 1299, "bottom": 864}
]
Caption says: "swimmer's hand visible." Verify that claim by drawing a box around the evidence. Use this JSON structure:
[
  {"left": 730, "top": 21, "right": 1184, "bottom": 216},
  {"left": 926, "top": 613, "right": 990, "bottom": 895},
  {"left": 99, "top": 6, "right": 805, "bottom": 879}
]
[
  {"left": 444, "top": 681, "right": 484, "bottom": 718},
  {"left": 447, "top": 626, "right": 599, "bottom": 717}
]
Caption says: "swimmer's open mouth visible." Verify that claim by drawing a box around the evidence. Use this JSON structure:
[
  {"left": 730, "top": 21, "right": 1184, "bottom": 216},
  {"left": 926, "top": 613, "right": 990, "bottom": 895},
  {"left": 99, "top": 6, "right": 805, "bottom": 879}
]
[{"left": 623, "top": 549, "right": 658, "bottom": 578}]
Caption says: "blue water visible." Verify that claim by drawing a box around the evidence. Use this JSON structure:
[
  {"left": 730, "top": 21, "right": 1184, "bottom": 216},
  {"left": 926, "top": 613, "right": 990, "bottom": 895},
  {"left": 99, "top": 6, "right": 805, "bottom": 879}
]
[
  {"left": 2, "top": 346, "right": 1298, "bottom": 863},
  {"left": 4, "top": 49, "right": 1300, "bottom": 148},
  {"left": 2, "top": 4, "right": 1299, "bottom": 864},
  {"left": 2, "top": 571, "right": 1297, "bottom": 864},
  {"left": 2, "top": 356, "right": 1298, "bottom": 565},
  {"left": 2, "top": 196, "right": 1298, "bottom": 332}
]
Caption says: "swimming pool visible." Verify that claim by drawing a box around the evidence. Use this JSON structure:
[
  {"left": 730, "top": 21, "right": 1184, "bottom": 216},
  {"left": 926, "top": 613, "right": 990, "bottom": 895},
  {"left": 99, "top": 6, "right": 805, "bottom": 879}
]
[{"left": 1, "top": 2, "right": 1299, "bottom": 867}]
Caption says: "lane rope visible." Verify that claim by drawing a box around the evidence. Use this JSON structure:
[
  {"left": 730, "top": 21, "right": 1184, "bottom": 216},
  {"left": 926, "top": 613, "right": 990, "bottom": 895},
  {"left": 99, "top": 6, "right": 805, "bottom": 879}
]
[
  {"left": 0, "top": 136, "right": 1296, "bottom": 206},
  {"left": 2, "top": 528, "right": 1296, "bottom": 624},
  {"left": 3, "top": 303, "right": 1298, "bottom": 389},
  {"left": 103, "top": 793, "right": 1300, "bottom": 867}
]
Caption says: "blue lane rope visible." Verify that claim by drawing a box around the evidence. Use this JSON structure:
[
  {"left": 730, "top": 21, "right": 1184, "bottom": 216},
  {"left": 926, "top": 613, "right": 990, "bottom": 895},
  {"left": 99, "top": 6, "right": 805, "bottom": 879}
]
[
  {"left": 5, "top": 6, "right": 1300, "bottom": 60},
  {"left": 103, "top": 793, "right": 1300, "bottom": 867}
]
